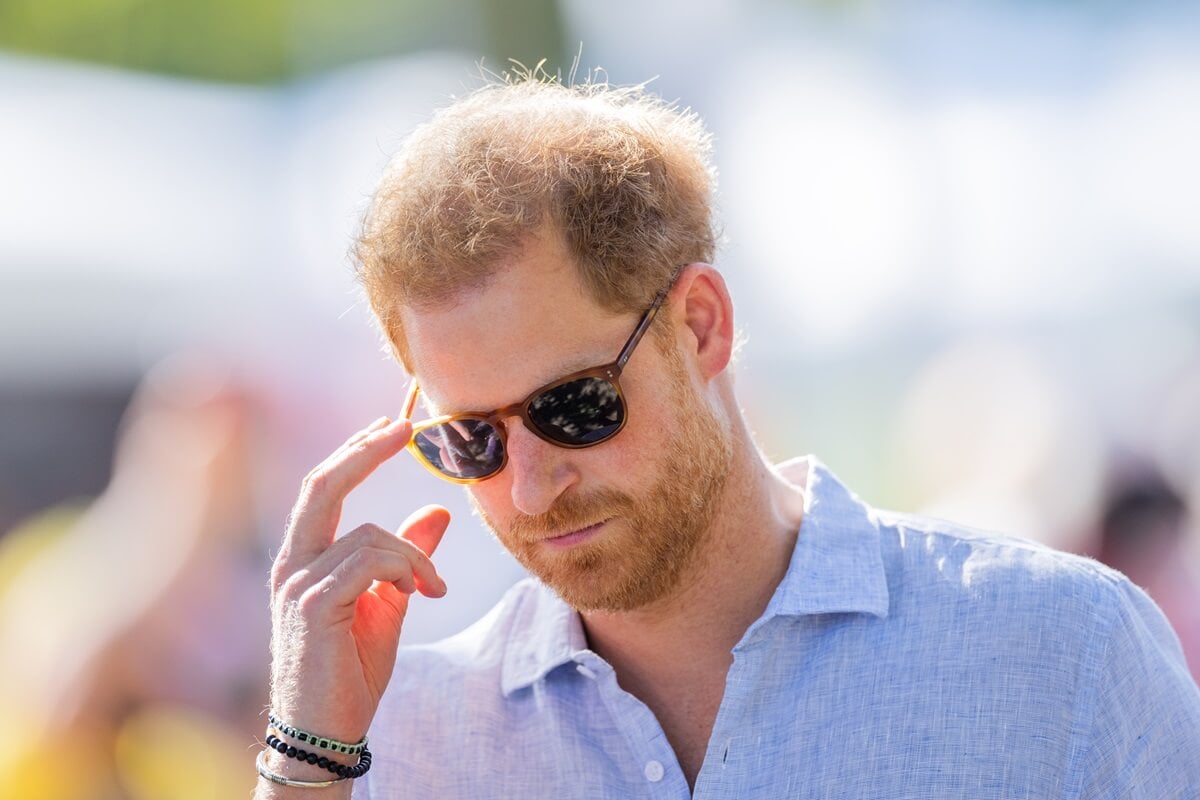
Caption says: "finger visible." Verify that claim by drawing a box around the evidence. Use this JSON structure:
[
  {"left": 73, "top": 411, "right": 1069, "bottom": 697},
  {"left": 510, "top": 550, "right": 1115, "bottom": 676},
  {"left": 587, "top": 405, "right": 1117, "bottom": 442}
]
[
  {"left": 398, "top": 505, "right": 452, "bottom": 560},
  {"left": 308, "top": 546, "right": 440, "bottom": 614},
  {"left": 281, "top": 419, "right": 413, "bottom": 563},
  {"left": 331, "top": 416, "right": 393, "bottom": 459},
  {"left": 325, "top": 416, "right": 406, "bottom": 468},
  {"left": 296, "top": 522, "right": 446, "bottom": 597}
]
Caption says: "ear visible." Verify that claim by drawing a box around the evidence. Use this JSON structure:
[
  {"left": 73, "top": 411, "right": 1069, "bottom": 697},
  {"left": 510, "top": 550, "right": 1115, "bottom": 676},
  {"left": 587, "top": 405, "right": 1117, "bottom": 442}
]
[{"left": 670, "top": 264, "right": 734, "bottom": 381}]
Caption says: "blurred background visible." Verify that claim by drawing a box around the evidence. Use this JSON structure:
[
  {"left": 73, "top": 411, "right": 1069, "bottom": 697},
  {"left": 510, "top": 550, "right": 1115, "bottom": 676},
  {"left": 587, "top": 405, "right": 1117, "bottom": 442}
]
[{"left": 1, "top": 0, "right": 1198, "bottom": 797}]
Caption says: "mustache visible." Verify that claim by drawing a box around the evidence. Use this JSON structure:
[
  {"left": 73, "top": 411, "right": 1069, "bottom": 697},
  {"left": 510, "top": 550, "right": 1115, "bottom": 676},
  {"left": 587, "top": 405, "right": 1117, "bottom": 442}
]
[{"left": 507, "top": 489, "right": 633, "bottom": 540}]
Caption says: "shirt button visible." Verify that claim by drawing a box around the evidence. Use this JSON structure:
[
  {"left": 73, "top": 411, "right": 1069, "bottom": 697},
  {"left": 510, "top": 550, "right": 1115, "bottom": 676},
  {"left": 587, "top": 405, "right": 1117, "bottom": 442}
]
[{"left": 644, "top": 760, "right": 664, "bottom": 782}]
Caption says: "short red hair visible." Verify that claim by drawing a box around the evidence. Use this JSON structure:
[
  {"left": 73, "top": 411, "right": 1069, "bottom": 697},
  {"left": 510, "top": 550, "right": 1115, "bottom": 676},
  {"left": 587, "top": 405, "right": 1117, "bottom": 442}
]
[{"left": 354, "top": 75, "right": 719, "bottom": 368}]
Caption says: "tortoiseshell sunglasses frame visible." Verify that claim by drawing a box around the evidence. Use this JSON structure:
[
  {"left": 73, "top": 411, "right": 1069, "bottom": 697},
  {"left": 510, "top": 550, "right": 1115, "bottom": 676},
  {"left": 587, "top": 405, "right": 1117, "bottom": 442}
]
[{"left": 400, "top": 284, "right": 672, "bottom": 485}]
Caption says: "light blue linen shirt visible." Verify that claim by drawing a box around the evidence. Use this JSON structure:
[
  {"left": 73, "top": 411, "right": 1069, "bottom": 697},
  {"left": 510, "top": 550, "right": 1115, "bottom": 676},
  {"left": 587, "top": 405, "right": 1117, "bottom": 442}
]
[{"left": 358, "top": 458, "right": 1200, "bottom": 799}]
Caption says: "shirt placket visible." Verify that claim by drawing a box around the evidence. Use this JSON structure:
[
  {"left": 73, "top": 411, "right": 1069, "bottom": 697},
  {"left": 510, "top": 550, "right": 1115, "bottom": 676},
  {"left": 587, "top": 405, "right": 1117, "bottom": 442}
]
[
  {"left": 574, "top": 652, "right": 692, "bottom": 799},
  {"left": 691, "top": 620, "right": 778, "bottom": 799}
]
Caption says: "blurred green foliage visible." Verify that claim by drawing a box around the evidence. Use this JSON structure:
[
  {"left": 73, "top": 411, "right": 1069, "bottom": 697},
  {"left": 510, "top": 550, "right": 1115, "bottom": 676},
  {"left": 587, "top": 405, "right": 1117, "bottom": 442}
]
[{"left": 0, "top": 0, "right": 567, "bottom": 83}]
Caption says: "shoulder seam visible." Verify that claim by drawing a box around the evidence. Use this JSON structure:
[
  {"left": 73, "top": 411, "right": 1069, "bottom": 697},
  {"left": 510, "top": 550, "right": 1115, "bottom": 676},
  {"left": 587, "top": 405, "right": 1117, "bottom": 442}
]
[{"left": 1060, "top": 573, "right": 1123, "bottom": 800}]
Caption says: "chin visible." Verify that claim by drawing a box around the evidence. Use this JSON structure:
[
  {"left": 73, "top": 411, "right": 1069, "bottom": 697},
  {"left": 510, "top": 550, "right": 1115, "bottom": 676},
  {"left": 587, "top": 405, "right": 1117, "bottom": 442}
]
[{"left": 529, "top": 541, "right": 694, "bottom": 613}]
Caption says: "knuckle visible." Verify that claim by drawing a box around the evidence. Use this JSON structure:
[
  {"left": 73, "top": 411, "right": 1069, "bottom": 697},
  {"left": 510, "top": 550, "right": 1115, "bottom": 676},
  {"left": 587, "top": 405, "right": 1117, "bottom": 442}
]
[
  {"left": 339, "top": 438, "right": 374, "bottom": 464},
  {"left": 363, "top": 522, "right": 394, "bottom": 545},
  {"left": 297, "top": 581, "right": 332, "bottom": 615},
  {"left": 301, "top": 468, "right": 330, "bottom": 496},
  {"left": 270, "top": 557, "right": 302, "bottom": 595},
  {"left": 278, "top": 570, "right": 312, "bottom": 603},
  {"left": 342, "top": 522, "right": 390, "bottom": 549},
  {"left": 342, "top": 547, "right": 372, "bottom": 573}
]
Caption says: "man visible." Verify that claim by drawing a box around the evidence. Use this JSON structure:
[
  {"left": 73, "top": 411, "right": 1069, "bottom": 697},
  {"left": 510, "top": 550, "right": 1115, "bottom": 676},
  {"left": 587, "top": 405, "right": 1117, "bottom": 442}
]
[{"left": 257, "top": 78, "right": 1200, "bottom": 799}]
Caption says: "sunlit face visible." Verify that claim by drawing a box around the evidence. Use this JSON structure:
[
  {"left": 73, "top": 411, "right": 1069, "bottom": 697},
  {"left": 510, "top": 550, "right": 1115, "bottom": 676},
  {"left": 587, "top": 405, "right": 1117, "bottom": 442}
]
[
  {"left": 474, "top": 338, "right": 732, "bottom": 611},
  {"left": 401, "top": 233, "right": 733, "bottom": 611}
]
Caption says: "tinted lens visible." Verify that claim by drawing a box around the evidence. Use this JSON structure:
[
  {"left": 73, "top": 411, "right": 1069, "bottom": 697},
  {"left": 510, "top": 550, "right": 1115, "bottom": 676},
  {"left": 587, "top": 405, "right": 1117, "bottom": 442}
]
[
  {"left": 527, "top": 377, "right": 625, "bottom": 445},
  {"left": 412, "top": 418, "right": 504, "bottom": 480}
]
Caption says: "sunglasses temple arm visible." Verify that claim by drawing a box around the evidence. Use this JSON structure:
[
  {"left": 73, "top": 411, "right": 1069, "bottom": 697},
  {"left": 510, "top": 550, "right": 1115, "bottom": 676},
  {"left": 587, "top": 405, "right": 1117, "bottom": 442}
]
[
  {"left": 615, "top": 288, "right": 669, "bottom": 371},
  {"left": 401, "top": 380, "right": 420, "bottom": 420}
]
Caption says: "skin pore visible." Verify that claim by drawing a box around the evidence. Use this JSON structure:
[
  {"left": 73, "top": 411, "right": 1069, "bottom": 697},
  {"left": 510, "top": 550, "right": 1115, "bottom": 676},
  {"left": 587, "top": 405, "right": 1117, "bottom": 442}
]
[{"left": 400, "top": 230, "right": 807, "bottom": 787}]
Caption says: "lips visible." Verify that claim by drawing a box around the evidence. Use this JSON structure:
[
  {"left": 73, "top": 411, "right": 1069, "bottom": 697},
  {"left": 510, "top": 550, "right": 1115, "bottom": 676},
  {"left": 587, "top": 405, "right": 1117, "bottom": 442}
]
[{"left": 543, "top": 518, "right": 611, "bottom": 548}]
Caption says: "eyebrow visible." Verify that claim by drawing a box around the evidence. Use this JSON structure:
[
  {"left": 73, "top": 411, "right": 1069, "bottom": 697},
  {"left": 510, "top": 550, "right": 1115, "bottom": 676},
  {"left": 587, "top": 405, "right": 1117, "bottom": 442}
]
[
  {"left": 409, "top": 319, "right": 634, "bottom": 421},
  {"left": 407, "top": 284, "right": 669, "bottom": 420},
  {"left": 420, "top": 348, "right": 611, "bottom": 419}
]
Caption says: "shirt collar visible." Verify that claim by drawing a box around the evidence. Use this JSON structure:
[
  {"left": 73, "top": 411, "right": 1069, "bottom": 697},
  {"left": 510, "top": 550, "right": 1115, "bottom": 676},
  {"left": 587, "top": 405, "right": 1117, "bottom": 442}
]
[
  {"left": 764, "top": 456, "right": 890, "bottom": 620},
  {"left": 500, "top": 455, "right": 889, "bottom": 695},
  {"left": 500, "top": 580, "right": 588, "bottom": 696}
]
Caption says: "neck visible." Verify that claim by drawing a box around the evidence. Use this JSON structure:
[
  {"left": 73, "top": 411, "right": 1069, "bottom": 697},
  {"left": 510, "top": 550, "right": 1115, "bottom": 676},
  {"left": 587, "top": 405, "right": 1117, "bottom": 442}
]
[{"left": 580, "top": 433, "right": 807, "bottom": 681}]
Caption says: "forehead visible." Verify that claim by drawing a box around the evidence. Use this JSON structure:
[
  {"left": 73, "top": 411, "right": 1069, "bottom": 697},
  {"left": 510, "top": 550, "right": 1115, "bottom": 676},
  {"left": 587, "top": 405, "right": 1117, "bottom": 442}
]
[{"left": 399, "top": 236, "right": 632, "bottom": 413}]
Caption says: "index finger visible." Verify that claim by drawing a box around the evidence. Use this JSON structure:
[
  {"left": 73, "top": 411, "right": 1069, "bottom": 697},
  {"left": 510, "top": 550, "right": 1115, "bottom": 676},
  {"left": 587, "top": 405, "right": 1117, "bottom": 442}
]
[{"left": 281, "top": 417, "right": 413, "bottom": 564}]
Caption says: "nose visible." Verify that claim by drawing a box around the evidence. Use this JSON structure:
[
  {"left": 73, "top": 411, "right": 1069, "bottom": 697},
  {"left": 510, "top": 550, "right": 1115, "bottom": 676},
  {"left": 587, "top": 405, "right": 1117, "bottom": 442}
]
[{"left": 503, "top": 419, "right": 579, "bottom": 516}]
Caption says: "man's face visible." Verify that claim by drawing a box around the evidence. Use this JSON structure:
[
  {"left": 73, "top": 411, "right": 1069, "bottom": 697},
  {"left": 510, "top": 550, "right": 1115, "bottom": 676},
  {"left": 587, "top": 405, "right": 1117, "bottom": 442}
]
[{"left": 400, "top": 233, "right": 732, "bottom": 612}]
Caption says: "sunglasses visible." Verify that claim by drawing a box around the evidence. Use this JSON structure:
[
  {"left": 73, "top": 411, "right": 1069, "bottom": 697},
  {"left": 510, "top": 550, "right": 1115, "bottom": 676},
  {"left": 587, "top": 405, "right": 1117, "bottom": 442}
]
[{"left": 400, "top": 284, "right": 672, "bottom": 484}]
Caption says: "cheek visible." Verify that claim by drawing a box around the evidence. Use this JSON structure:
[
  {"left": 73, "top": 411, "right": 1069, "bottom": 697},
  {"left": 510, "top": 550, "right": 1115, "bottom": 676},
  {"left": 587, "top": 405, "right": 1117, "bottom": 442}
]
[
  {"left": 594, "top": 391, "right": 669, "bottom": 479},
  {"left": 617, "top": 357, "right": 717, "bottom": 476},
  {"left": 467, "top": 480, "right": 515, "bottom": 527},
  {"left": 617, "top": 365, "right": 681, "bottom": 451}
]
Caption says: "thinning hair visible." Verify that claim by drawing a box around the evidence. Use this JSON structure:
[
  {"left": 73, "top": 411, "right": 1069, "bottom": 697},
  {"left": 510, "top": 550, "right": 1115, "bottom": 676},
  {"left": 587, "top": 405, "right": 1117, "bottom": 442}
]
[{"left": 354, "top": 73, "right": 718, "bottom": 368}]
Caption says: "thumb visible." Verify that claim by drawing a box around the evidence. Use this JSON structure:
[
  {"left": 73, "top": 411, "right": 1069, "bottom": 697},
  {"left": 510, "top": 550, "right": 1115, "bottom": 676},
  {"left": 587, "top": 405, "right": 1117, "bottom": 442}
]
[{"left": 398, "top": 504, "right": 451, "bottom": 558}]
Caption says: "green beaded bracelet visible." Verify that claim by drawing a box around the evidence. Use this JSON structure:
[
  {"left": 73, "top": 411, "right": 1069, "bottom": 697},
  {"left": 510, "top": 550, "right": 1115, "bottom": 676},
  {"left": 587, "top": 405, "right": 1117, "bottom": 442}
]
[{"left": 267, "top": 711, "right": 368, "bottom": 756}]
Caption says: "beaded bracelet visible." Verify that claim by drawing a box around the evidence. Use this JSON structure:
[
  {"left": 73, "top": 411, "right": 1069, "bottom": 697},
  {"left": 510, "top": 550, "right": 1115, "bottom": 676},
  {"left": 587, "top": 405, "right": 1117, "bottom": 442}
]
[
  {"left": 268, "top": 711, "right": 368, "bottom": 755},
  {"left": 256, "top": 749, "right": 344, "bottom": 789},
  {"left": 266, "top": 733, "right": 373, "bottom": 780}
]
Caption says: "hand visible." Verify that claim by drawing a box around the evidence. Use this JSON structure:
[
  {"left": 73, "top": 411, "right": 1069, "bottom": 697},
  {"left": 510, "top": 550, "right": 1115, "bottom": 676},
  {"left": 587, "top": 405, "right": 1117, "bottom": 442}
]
[{"left": 267, "top": 417, "right": 450, "bottom": 753}]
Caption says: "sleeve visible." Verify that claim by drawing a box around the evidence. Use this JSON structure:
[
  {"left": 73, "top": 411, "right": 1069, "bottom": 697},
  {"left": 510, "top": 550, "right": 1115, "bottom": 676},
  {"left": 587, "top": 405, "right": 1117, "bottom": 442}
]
[{"left": 1078, "top": 577, "right": 1200, "bottom": 799}]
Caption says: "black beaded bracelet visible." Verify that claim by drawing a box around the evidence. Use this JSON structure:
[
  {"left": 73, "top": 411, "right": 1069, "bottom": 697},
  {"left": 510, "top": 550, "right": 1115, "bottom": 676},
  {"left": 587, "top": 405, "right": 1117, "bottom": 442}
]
[{"left": 265, "top": 733, "right": 373, "bottom": 780}]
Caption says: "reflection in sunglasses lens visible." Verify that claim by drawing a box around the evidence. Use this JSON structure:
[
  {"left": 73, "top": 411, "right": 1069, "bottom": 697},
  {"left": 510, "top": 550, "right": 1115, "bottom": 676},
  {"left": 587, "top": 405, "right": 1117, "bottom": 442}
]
[
  {"left": 528, "top": 377, "right": 624, "bottom": 445},
  {"left": 414, "top": 419, "right": 504, "bottom": 479}
]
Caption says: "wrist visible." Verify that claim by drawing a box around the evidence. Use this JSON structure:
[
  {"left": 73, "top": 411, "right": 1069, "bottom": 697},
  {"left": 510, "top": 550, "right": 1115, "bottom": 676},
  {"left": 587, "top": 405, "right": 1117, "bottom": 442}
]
[
  {"left": 258, "top": 709, "right": 374, "bottom": 788},
  {"left": 269, "top": 696, "right": 371, "bottom": 748},
  {"left": 261, "top": 747, "right": 343, "bottom": 783},
  {"left": 268, "top": 710, "right": 368, "bottom": 756}
]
